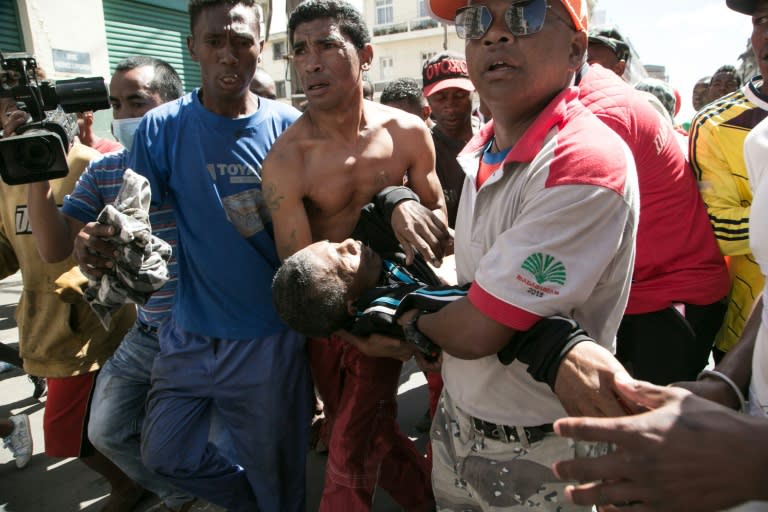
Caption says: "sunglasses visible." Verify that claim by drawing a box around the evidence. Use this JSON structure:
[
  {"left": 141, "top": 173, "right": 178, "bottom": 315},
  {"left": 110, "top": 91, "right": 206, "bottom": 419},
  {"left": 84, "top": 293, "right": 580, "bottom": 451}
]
[{"left": 455, "top": 0, "right": 564, "bottom": 40}]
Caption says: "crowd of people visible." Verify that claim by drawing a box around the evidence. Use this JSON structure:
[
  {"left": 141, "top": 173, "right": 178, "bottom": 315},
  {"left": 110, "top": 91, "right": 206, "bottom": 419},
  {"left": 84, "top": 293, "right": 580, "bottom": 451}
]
[{"left": 0, "top": 0, "right": 767, "bottom": 511}]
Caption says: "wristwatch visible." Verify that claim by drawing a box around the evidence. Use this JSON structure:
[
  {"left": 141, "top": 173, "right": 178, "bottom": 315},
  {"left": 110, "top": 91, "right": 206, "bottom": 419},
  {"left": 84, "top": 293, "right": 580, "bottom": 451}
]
[{"left": 403, "top": 310, "right": 441, "bottom": 362}]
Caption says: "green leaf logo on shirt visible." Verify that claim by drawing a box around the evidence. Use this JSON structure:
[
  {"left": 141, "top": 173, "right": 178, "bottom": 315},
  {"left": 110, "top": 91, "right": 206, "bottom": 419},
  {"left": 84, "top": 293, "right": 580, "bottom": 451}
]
[{"left": 521, "top": 253, "right": 566, "bottom": 286}]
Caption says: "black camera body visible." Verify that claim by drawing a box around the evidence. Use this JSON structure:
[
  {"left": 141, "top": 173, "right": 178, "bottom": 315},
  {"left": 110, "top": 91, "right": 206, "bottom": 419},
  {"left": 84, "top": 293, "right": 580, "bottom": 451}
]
[{"left": 0, "top": 52, "right": 110, "bottom": 185}]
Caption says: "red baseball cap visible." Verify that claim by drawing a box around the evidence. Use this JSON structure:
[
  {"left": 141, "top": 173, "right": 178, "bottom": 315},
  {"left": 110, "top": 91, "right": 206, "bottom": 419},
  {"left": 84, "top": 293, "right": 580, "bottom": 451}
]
[
  {"left": 427, "top": 0, "right": 588, "bottom": 32},
  {"left": 422, "top": 51, "right": 475, "bottom": 97}
]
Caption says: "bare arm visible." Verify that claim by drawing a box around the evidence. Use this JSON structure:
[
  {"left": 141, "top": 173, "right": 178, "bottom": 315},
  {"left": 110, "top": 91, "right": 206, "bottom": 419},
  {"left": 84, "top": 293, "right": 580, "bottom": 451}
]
[
  {"left": 26, "top": 181, "right": 84, "bottom": 263},
  {"left": 392, "top": 121, "right": 452, "bottom": 265},
  {"left": 411, "top": 297, "right": 515, "bottom": 359},
  {"left": 261, "top": 143, "right": 312, "bottom": 260},
  {"left": 403, "top": 122, "right": 447, "bottom": 221},
  {"left": 553, "top": 376, "right": 768, "bottom": 510},
  {"left": 676, "top": 294, "right": 760, "bottom": 408},
  {"left": 404, "top": 306, "right": 629, "bottom": 417}
]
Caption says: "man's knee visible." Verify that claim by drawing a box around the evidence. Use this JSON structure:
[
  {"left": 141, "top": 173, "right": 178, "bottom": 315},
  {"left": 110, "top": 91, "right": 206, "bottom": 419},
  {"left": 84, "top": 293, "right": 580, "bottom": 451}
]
[
  {"left": 141, "top": 424, "right": 208, "bottom": 479},
  {"left": 88, "top": 382, "right": 132, "bottom": 454},
  {"left": 87, "top": 412, "right": 114, "bottom": 454},
  {"left": 140, "top": 426, "right": 178, "bottom": 476},
  {"left": 141, "top": 442, "right": 180, "bottom": 478}
]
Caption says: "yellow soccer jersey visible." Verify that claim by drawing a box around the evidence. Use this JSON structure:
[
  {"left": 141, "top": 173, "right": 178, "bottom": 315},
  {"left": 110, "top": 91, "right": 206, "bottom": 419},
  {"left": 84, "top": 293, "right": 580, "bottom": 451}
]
[{"left": 690, "top": 76, "right": 768, "bottom": 351}]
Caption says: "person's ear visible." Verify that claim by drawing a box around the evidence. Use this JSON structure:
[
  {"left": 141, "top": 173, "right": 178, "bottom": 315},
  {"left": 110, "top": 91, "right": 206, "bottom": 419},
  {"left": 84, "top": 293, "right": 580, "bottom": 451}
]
[
  {"left": 421, "top": 104, "right": 432, "bottom": 122},
  {"left": 613, "top": 60, "right": 627, "bottom": 77},
  {"left": 346, "top": 299, "right": 357, "bottom": 315},
  {"left": 187, "top": 35, "right": 198, "bottom": 62},
  {"left": 360, "top": 43, "right": 373, "bottom": 72},
  {"left": 568, "top": 31, "right": 588, "bottom": 73}
]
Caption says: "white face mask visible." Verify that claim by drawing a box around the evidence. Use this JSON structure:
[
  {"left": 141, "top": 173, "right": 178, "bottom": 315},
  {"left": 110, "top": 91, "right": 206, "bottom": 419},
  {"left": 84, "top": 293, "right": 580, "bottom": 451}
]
[{"left": 111, "top": 117, "right": 143, "bottom": 151}]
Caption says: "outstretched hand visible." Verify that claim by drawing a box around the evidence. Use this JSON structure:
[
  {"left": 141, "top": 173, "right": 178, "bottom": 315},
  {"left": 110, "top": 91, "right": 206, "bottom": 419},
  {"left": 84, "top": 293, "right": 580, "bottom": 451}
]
[
  {"left": 552, "top": 373, "right": 764, "bottom": 512},
  {"left": 390, "top": 200, "right": 452, "bottom": 266}
]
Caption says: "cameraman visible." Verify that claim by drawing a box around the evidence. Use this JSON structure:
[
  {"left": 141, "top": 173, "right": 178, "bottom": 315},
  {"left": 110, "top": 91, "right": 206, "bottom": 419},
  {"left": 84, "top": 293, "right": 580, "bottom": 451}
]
[{"left": 0, "top": 79, "right": 139, "bottom": 507}]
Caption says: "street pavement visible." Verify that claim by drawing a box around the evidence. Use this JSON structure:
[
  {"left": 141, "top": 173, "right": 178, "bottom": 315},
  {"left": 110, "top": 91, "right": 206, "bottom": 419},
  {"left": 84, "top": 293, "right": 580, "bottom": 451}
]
[{"left": 0, "top": 272, "right": 431, "bottom": 511}]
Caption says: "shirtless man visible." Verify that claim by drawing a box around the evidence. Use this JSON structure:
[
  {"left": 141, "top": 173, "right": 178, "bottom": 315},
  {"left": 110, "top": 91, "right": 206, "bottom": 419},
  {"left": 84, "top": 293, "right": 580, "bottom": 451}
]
[{"left": 261, "top": 2, "right": 448, "bottom": 510}]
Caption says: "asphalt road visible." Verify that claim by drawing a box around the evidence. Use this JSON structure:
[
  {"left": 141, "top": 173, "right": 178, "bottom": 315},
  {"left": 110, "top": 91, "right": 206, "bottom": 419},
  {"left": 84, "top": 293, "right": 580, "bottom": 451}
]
[{"left": 0, "top": 272, "right": 431, "bottom": 511}]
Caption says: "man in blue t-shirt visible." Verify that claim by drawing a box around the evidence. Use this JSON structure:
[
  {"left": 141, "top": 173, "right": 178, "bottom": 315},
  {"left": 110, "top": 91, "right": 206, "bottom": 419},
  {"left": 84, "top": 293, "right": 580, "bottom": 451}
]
[
  {"left": 125, "top": 2, "right": 311, "bottom": 511},
  {"left": 27, "top": 56, "right": 207, "bottom": 511},
  {"left": 26, "top": 56, "right": 208, "bottom": 512}
]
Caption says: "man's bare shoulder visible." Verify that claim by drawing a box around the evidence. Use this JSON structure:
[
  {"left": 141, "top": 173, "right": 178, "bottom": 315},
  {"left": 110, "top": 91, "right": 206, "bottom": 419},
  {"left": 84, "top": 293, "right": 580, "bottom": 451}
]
[
  {"left": 263, "top": 115, "right": 315, "bottom": 177},
  {"left": 366, "top": 103, "right": 431, "bottom": 155},
  {"left": 368, "top": 101, "right": 428, "bottom": 133},
  {"left": 270, "top": 114, "right": 315, "bottom": 153}
]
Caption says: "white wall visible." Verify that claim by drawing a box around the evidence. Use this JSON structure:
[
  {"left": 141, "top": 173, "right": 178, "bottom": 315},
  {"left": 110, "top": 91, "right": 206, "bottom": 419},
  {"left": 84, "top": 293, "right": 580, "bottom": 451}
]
[
  {"left": 17, "top": 0, "right": 111, "bottom": 81},
  {"left": 15, "top": 0, "right": 112, "bottom": 136}
]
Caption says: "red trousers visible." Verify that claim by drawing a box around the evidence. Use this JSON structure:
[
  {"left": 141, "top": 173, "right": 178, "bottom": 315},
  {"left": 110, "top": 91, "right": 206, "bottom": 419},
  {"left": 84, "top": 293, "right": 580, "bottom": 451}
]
[{"left": 309, "top": 336, "right": 434, "bottom": 512}]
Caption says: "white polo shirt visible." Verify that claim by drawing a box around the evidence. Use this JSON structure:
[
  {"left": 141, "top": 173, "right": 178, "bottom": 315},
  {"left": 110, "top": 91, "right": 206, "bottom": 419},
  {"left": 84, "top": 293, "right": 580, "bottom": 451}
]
[
  {"left": 443, "top": 87, "right": 639, "bottom": 427},
  {"left": 746, "top": 116, "right": 768, "bottom": 418}
]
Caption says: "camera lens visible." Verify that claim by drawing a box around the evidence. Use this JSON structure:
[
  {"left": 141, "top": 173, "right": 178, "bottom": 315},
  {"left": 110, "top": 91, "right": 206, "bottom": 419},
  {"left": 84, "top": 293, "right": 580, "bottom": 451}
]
[{"left": 15, "top": 137, "right": 55, "bottom": 172}]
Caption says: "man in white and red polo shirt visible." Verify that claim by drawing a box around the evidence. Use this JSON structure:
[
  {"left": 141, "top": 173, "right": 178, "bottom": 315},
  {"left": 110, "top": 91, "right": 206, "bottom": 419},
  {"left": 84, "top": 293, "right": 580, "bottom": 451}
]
[{"left": 388, "top": 0, "right": 639, "bottom": 509}]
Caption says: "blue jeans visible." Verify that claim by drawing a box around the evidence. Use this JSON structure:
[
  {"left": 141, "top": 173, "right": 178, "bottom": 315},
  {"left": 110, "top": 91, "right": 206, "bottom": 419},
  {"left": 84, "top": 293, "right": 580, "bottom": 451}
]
[
  {"left": 140, "top": 318, "right": 312, "bottom": 512},
  {"left": 89, "top": 322, "right": 230, "bottom": 509}
]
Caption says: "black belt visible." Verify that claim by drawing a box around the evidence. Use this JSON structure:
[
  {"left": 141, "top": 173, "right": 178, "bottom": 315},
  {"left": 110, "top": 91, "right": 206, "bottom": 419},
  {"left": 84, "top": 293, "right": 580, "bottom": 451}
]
[
  {"left": 137, "top": 321, "right": 159, "bottom": 336},
  {"left": 470, "top": 416, "right": 553, "bottom": 444}
]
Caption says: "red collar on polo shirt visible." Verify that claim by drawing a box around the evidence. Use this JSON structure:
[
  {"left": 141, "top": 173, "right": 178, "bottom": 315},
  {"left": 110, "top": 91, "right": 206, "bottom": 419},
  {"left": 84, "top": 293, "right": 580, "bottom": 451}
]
[{"left": 460, "top": 86, "right": 577, "bottom": 169}]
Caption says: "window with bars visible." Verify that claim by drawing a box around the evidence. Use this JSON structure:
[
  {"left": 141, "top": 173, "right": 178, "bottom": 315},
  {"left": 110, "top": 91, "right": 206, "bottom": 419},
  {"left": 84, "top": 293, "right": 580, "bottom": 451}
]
[
  {"left": 275, "top": 80, "right": 286, "bottom": 98},
  {"left": 273, "top": 41, "right": 286, "bottom": 61},
  {"left": 418, "top": 0, "right": 428, "bottom": 17},
  {"left": 375, "top": 0, "right": 393, "bottom": 25}
]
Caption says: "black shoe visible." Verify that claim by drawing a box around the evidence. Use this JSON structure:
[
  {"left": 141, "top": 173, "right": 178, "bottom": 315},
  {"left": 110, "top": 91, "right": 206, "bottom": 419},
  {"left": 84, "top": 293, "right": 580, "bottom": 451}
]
[{"left": 29, "top": 376, "right": 47, "bottom": 399}]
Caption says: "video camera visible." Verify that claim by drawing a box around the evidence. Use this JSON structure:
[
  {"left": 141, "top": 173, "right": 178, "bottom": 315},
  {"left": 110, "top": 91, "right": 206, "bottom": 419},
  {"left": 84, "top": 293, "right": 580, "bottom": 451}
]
[{"left": 0, "top": 52, "right": 110, "bottom": 185}]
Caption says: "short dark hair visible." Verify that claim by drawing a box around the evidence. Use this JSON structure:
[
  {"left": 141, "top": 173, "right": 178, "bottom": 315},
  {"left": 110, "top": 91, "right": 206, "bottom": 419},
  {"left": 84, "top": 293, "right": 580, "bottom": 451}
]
[
  {"left": 380, "top": 77, "right": 425, "bottom": 110},
  {"left": 114, "top": 56, "right": 184, "bottom": 101},
  {"left": 288, "top": 0, "right": 370, "bottom": 50},
  {"left": 188, "top": 0, "right": 261, "bottom": 35},
  {"left": 272, "top": 250, "right": 352, "bottom": 338},
  {"left": 711, "top": 64, "right": 741, "bottom": 86},
  {"left": 362, "top": 79, "right": 374, "bottom": 100}
]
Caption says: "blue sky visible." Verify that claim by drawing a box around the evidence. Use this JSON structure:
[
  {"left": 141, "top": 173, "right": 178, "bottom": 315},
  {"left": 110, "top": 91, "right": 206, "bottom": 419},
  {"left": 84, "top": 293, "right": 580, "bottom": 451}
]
[{"left": 594, "top": 0, "right": 754, "bottom": 121}]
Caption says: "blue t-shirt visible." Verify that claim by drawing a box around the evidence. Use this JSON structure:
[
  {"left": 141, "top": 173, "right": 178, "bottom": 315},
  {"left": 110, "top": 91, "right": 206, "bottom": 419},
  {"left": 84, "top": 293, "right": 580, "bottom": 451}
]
[
  {"left": 62, "top": 148, "right": 178, "bottom": 328},
  {"left": 129, "top": 91, "right": 301, "bottom": 339}
]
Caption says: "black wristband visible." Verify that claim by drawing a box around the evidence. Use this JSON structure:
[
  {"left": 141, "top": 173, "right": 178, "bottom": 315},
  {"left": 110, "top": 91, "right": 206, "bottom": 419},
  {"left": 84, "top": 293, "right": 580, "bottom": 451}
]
[
  {"left": 497, "top": 316, "right": 594, "bottom": 390},
  {"left": 403, "top": 310, "right": 441, "bottom": 362},
  {"left": 374, "top": 186, "right": 420, "bottom": 224}
]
